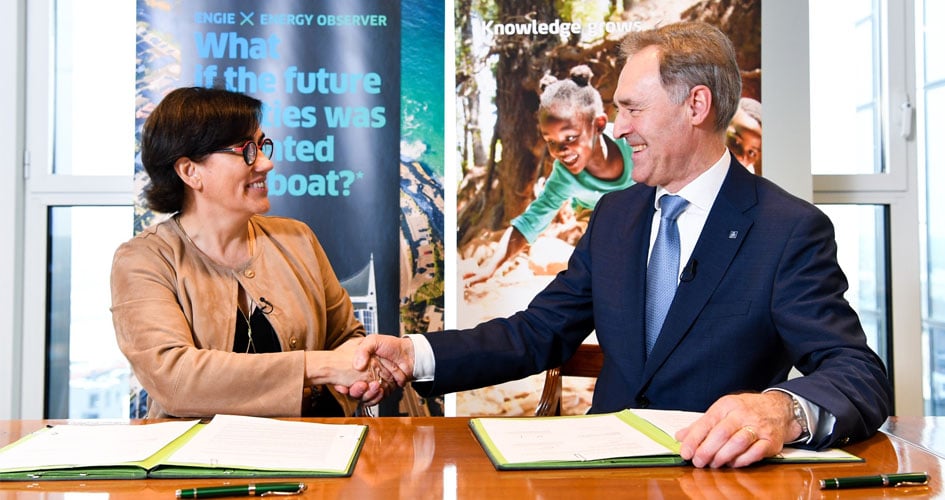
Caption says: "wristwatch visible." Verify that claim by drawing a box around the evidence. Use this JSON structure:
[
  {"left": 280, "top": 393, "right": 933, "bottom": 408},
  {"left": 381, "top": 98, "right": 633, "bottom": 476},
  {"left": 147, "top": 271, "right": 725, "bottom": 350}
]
[{"left": 792, "top": 396, "right": 811, "bottom": 441}]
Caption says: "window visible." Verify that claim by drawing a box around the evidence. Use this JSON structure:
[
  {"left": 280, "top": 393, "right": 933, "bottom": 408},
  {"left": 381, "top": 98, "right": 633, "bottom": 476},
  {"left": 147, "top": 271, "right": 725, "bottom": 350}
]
[
  {"left": 53, "top": 0, "right": 134, "bottom": 176},
  {"left": 22, "top": 0, "right": 135, "bottom": 419},
  {"left": 47, "top": 206, "right": 134, "bottom": 418},
  {"left": 817, "top": 204, "right": 889, "bottom": 361},
  {"left": 919, "top": 0, "right": 945, "bottom": 414},
  {"left": 810, "top": 0, "right": 893, "bottom": 368},
  {"left": 810, "top": 1, "right": 885, "bottom": 175},
  {"left": 809, "top": 0, "right": 922, "bottom": 416}
]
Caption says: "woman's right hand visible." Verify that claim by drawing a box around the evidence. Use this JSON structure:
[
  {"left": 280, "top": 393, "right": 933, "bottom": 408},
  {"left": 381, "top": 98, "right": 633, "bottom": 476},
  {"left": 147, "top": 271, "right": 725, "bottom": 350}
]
[{"left": 307, "top": 338, "right": 402, "bottom": 406}]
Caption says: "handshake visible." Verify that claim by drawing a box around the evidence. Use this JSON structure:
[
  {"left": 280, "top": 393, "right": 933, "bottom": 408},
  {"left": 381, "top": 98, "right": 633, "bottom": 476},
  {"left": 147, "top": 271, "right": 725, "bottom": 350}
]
[{"left": 327, "top": 335, "right": 418, "bottom": 407}]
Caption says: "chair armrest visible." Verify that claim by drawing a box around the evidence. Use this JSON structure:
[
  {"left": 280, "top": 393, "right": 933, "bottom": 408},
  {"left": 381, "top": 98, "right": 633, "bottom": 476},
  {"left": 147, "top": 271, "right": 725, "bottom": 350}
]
[{"left": 535, "top": 367, "right": 562, "bottom": 417}]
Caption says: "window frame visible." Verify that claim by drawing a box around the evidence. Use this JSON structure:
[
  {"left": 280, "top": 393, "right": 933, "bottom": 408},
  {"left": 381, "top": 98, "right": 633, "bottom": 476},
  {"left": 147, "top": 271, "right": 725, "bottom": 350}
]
[
  {"left": 20, "top": 0, "right": 134, "bottom": 418},
  {"left": 811, "top": 0, "right": 914, "bottom": 193},
  {"left": 807, "top": 0, "right": 922, "bottom": 416}
]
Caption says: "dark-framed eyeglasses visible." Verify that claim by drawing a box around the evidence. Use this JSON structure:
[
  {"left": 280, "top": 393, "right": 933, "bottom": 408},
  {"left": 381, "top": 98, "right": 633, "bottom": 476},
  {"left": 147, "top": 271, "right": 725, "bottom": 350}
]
[{"left": 213, "top": 138, "right": 274, "bottom": 166}]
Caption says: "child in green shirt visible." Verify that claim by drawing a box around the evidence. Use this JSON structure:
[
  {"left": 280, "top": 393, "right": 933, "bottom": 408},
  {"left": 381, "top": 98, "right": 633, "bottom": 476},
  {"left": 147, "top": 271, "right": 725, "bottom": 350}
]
[{"left": 465, "top": 65, "right": 635, "bottom": 285}]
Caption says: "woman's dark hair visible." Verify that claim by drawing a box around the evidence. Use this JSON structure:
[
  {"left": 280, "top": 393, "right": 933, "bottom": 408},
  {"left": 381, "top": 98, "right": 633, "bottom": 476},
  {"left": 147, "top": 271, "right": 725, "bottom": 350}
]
[{"left": 140, "top": 87, "right": 263, "bottom": 214}]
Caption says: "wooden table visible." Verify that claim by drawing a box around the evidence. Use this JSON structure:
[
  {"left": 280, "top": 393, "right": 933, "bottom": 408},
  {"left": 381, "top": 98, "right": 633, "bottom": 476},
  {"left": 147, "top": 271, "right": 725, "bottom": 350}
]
[{"left": 0, "top": 416, "right": 941, "bottom": 499}]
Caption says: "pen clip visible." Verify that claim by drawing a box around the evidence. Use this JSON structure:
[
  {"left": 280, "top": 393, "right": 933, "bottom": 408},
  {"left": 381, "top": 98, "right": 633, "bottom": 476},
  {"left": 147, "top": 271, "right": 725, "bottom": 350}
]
[
  {"left": 894, "top": 480, "right": 930, "bottom": 487},
  {"left": 888, "top": 472, "right": 930, "bottom": 487},
  {"left": 261, "top": 484, "right": 307, "bottom": 496}
]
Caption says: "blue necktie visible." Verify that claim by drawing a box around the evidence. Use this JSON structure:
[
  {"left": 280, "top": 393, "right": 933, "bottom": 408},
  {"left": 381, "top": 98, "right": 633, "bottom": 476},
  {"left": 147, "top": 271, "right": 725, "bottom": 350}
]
[{"left": 645, "top": 195, "right": 689, "bottom": 356}]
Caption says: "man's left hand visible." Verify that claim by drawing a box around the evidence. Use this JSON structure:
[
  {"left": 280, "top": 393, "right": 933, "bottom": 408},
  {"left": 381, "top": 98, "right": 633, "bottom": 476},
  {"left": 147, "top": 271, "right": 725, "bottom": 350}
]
[{"left": 675, "top": 392, "right": 797, "bottom": 468}]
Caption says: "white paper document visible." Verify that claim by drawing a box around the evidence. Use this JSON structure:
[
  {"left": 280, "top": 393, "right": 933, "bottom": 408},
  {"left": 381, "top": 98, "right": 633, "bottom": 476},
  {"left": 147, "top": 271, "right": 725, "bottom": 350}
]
[
  {"left": 0, "top": 420, "right": 200, "bottom": 469},
  {"left": 631, "top": 409, "right": 702, "bottom": 439},
  {"left": 476, "top": 413, "right": 674, "bottom": 463},
  {"left": 166, "top": 414, "right": 365, "bottom": 472}
]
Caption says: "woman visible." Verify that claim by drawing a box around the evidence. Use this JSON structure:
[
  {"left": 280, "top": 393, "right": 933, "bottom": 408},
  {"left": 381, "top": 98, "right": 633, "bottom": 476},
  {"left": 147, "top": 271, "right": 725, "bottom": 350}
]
[{"left": 111, "top": 87, "right": 389, "bottom": 418}]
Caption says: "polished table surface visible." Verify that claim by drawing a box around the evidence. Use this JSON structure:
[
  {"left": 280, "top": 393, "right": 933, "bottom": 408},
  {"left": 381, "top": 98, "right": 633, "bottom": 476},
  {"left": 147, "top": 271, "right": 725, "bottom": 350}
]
[
  {"left": 881, "top": 416, "right": 945, "bottom": 459},
  {"left": 0, "top": 416, "right": 942, "bottom": 499}
]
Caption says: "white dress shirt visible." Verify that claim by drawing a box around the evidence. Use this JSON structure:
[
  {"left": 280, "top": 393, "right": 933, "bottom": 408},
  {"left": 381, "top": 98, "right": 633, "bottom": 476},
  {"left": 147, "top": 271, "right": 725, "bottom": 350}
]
[{"left": 647, "top": 149, "right": 728, "bottom": 275}]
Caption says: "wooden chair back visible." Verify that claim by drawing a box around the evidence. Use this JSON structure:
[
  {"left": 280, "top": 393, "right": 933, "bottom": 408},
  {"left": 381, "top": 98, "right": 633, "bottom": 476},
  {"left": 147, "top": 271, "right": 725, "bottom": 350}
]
[{"left": 535, "top": 343, "right": 604, "bottom": 416}]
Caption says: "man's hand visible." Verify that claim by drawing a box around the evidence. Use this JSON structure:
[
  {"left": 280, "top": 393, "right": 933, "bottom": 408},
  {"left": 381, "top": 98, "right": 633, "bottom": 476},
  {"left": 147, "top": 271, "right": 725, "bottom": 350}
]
[
  {"left": 336, "top": 335, "right": 416, "bottom": 400},
  {"left": 675, "top": 392, "right": 798, "bottom": 468},
  {"left": 327, "top": 338, "right": 403, "bottom": 406},
  {"left": 356, "top": 334, "right": 415, "bottom": 380}
]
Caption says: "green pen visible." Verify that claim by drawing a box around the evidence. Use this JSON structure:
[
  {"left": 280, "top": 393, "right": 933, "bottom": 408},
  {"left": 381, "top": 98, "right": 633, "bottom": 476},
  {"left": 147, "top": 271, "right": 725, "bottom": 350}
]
[
  {"left": 819, "top": 472, "right": 930, "bottom": 489},
  {"left": 175, "top": 482, "right": 307, "bottom": 498}
]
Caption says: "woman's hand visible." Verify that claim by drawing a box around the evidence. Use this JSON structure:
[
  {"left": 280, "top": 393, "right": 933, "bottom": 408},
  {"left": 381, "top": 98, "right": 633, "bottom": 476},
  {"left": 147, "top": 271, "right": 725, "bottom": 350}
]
[{"left": 305, "top": 338, "right": 401, "bottom": 406}]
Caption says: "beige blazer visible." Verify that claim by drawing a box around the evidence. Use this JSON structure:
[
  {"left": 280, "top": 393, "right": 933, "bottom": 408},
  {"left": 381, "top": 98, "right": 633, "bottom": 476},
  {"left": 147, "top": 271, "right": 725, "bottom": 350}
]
[{"left": 111, "top": 215, "right": 364, "bottom": 418}]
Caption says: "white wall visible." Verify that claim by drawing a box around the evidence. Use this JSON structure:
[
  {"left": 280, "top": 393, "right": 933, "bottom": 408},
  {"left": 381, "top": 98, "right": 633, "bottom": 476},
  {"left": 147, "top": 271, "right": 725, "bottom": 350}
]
[
  {"left": 761, "top": 2, "right": 813, "bottom": 201},
  {"left": 1, "top": 0, "right": 26, "bottom": 419}
]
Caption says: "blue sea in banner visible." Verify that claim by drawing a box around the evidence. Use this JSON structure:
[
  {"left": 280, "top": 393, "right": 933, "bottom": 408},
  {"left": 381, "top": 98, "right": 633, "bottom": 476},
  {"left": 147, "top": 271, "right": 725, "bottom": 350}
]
[
  {"left": 401, "top": 0, "right": 445, "bottom": 176},
  {"left": 399, "top": 0, "right": 445, "bottom": 283}
]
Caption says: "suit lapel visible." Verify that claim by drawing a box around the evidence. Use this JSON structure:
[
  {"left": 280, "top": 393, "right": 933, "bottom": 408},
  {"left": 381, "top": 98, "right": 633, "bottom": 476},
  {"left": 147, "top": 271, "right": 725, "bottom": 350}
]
[
  {"left": 611, "top": 187, "right": 657, "bottom": 380},
  {"left": 639, "top": 161, "right": 758, "bottom": 382}
]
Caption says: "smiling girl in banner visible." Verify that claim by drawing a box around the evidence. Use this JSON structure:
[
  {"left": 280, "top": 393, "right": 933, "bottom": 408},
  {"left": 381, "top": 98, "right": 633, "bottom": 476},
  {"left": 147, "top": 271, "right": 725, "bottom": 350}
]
[{"left": 464, "top": 65, "right": 635, "bottom": 286}]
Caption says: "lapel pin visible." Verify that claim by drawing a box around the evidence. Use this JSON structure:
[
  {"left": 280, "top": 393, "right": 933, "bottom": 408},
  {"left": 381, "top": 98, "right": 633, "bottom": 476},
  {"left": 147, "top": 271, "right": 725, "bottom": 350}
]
[{"left": 728, "top": 230, "right": 738, "bottom": 239}]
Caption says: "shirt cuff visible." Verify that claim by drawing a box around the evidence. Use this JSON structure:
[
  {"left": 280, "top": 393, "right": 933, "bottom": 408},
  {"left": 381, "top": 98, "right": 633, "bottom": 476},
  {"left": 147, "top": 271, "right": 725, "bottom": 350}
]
[{"left": 406, "top": 334, "right": 435, "bottom": 381}]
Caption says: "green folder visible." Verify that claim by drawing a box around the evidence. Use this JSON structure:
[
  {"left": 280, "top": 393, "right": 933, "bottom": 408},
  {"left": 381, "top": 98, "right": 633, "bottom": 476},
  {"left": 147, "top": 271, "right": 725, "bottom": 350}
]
[
  {"left": 0, "top": 415, "right": 367, "bottom": 481},
  {"left": 469, "top": 409, "right": 862, "bottom": 470}
]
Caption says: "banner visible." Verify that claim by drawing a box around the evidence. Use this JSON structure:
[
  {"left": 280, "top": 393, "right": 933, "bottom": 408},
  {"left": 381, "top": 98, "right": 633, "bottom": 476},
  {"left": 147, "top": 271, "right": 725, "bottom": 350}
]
[
  {"left": 135, "top": 1, "right": 445, "bottom": 416},
  {"left": 454, "top": 0, "right": 761, "bottom": 416}
]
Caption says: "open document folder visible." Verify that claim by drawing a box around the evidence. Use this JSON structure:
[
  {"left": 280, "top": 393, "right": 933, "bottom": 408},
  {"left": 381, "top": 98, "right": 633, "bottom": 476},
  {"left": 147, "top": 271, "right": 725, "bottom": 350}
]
[
  {"left": 0, "top": 414, "right": 367, "bottom": 480},
  {"left": 469, "top": 409, "right": 863, "bottom": 470}
]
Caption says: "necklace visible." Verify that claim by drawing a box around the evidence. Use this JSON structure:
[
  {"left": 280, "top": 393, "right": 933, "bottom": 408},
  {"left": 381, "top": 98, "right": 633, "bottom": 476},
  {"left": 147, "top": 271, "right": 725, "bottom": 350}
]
[
  {"left": 174, "top": 214, "right": 191, "bottom": 243},
  {"left": 239, "top": 305, "right": 256, "bottom": 354}
]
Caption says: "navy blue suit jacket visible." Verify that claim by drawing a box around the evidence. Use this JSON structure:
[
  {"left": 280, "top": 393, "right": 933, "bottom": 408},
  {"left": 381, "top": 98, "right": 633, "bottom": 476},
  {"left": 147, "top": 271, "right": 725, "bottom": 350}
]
[{"left": 419, "top": 159, "right": 892, "bottom": 448}]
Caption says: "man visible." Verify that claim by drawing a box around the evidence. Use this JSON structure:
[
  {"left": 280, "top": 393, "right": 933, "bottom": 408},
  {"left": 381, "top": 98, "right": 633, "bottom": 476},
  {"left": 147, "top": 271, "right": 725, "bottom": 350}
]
[{"left": 346, "top": 21, "right": 892, "bottom": 468}]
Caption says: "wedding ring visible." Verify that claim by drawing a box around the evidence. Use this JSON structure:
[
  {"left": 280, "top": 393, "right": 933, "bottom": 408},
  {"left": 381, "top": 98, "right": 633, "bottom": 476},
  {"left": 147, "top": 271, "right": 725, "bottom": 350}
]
[{"left": 742, "top": 426, "right": 758, "bottom": 443}]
